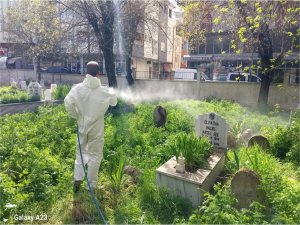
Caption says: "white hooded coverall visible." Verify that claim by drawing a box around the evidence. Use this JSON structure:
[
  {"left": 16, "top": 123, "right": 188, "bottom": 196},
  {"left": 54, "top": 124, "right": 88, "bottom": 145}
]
[{"left": 64, "top": 74, "right": 117, "bottom": 188}]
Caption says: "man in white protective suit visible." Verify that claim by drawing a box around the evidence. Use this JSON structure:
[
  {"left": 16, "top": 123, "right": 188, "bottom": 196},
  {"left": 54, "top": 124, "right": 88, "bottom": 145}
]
[{"left": 64, "top": 61, "right": 117, "bottom": 192}]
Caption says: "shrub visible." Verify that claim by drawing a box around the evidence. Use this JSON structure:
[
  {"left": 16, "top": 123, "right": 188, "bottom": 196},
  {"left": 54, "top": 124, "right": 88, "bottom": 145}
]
[
  {"left": 52, "top": 85, "right": 71, "bottom": 100},
  {"left": 0, "top": 86, "right": 40, "bottom": 103},
  {"left": 267, "top": 116, "right": 300, "bottom": 165}
]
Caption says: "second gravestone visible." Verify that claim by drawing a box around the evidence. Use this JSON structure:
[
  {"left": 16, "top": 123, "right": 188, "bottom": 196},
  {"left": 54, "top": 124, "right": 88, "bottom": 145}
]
[
  {"left": 231, "top": 169, "right": 268, "bottom": 210},
  {"left": 195, "top": 112, "right": 228, "bottom": 149}
]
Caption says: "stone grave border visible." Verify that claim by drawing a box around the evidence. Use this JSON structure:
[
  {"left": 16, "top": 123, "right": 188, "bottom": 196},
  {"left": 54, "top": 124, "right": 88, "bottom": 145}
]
[{"left": 0, "top": 100, "right": 64, "bottom": 116}]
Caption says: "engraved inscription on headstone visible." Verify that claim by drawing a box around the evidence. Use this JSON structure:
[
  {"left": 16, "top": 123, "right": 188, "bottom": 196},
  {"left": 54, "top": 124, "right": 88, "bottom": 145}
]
[{"left": 195, "top": 113, "right": 228, "bottom": 149}]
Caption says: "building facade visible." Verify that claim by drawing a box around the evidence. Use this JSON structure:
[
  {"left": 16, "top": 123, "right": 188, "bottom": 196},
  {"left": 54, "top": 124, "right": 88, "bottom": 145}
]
[{"left": 132, "top": 0, "right": 183, "bottom": 79}]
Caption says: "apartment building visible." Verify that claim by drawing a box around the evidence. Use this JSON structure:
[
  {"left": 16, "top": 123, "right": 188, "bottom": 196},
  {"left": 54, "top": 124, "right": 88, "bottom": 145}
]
[
  {"left": 1, "top": 0, "right": 183, "bottom": 79},
  {"left": 132, "top": 0, "right": 183, "bottom": 79}
]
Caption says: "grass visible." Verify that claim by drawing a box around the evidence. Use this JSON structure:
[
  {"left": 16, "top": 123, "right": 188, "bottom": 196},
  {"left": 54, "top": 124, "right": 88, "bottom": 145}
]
[{"left": 1, "top": 99, "right": 298, "bottom": 224}]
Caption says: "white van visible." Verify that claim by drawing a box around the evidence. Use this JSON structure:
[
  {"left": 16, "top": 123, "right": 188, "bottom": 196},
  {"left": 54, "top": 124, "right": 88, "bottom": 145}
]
[
  {"left": 227, "top": 72, "right": 261, "bottom": 82},
  {"left": 174, "top": 68, "right": 197, "bottom": 80},
  {"left": 0, "top": 57, "right": 7, "bottom": 69}
]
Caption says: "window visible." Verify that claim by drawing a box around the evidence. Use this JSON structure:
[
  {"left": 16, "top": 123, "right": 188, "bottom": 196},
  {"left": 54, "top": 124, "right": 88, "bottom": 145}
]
[
  {"left": 222, "top": 36, "right": 231, "bottom": 53},
  {"left": 135, "top": 32, "right": 144, "bottom": 44},
  {"left": 164, "top": 4, "right": 168, "bottom": 14},
  {"left": 290, "top": 68, "right": 300, "bottom": 84},
  {"left": 161, "top": 42, "right": 166, "bottom": 52},
  {"left": 153, "top": 40, "right": 158, "bottom": 55},
  {"left": 198, "top": 43, "right": 206, "bottom": 54},
  {"left": 213, "top": 39, "right": 222, "bottom": 54},
  {"left": 206, "top": 38, "right": 213, "bottom": 54},
  {"left": 169, "top": 9, "right": 172, "bottom": 18}
]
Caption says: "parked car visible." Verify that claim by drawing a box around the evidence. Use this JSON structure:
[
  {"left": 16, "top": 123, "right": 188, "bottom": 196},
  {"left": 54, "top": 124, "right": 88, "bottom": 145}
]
[
  {"left": 226, "top": 72, "right": 261, "bottom": 82},
  {"left": 44, "top": 66, "right": 69, "bottom": 73},
  {"left": 24, "top": 64, "right": 34, "bottom": 69},
  {"left": 173, "top": 68, "right": 197, "bottom": 80}
]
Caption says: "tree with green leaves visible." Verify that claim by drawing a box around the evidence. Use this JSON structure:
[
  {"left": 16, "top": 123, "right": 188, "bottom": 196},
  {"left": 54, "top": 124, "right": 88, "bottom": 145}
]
[
  {"left": 214, "top": 0, "right": 299, "bottom": 107},
  {"left": 177, "top": 1, "right": 214, "bottom": 54},
  {"left": 6, "top": 0, "right": 64, "bottom": 82}
]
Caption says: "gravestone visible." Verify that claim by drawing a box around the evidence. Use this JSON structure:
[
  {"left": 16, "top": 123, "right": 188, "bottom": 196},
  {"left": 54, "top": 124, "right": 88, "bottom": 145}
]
[
  {"left": 44, "top": 89, "right": 52, "bottom": 101},
  {"left": 10, "top": 81, "right": 17, "bottom": 88},
  {"left": 231, "top": 169, "right": 267, "bottom": 210},
  {"left": 248, "top": 135, "right": 270, "bottom": 150},
  {"left": 20, "top": 81, "right": 27, "bottom": 90},
  {"left": 195, "top": 113, "right": 228, "bottom": 149},
  {"left": 153, "top": 106, "right": 167, "bottom": 127},
  {"left": 51, "top": 84, "right": 57, "bottom": 92},
  {"left": 27, "top": 81, "right": 41, "bottom": 97},
  {"left": 40, "top": 79, "right": 45, "bottom": 88}
]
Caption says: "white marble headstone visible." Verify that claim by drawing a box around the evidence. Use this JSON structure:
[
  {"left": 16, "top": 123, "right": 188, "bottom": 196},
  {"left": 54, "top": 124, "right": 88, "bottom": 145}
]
[
  {"left": 10, "top": 81, "right": 17, "bottom": 88},
  {"left": 44, "top": 89, "right": 52, "bottom": 101},
  {"left": 40, "top": 79, "right": 45, "bottom": 88},
  {"left": 20, "top": 81, "right": 27, "bottom": 90},
  {"left": 51, "top": 84, "right": 57, "bottom": 91},
  {"left": 195, "top": 113, "right": 228, "bottom": 149},
  {"left": 27, "top": 81, "right": 41, "bottom": 96}
]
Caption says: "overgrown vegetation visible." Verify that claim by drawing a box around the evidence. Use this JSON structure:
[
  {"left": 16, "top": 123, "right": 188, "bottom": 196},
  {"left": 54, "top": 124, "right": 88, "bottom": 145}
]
[
  {"left": 192, "top": 146, "right": 300, "bottom": 224},
  {"left": 263, "top": 109, "right": 300, "bottom": 166},
  {"left": 0, "top": 86, "right": 40, "bottom": 104},
  {"left": 0, "top": 99, "right": 298, "bottom": 224},
  {"left": 52, "top": 85, "right": 71, "bottom": 100},
  {"left": 168, "top": 133, "right": 212, "bottom": 171}
]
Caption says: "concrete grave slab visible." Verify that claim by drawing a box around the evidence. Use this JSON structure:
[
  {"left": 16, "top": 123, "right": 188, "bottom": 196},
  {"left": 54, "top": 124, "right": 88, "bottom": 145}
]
[{"left": 156, "top": 151, "right": 225, "bottom": 207}]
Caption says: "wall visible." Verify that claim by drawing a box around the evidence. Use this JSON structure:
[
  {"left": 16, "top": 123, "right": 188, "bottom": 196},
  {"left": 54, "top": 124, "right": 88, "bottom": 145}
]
[
  {"left": 0, "top": 69, "right": 84, "bottom": 85},
  {"left": 1, "top": 69, "right": 298, "bottom": 110},
  {"left": 133, "top": 77, "right": 299, "bottom": 110}
]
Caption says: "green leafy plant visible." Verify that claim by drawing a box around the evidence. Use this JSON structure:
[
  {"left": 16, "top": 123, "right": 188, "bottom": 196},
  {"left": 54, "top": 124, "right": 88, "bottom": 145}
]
[
  {"left": 171, "top": 133, "right": 212, "bottom": 171},
  {"left": 52, "top": 84, "right": 71, "bottom": 100},
  {"left": 265, "top": 113, "right": 300, "bottom": 165},
  {"left": 107, "top": 149, "right": 126, "bottom": 192}
]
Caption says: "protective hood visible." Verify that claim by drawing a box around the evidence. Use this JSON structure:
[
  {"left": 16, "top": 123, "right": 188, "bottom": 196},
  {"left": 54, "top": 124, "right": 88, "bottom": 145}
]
[{"left": 83, "top": 74, "right": 101, "bottom": 89}]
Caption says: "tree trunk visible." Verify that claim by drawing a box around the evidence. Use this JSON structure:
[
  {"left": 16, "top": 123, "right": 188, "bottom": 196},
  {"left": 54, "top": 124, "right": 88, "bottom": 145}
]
[
  {"left": 125, "top": 54, "right": 134, "bottom": 86},
  {"left": 33, "top": 56, "right": 41, "bottom": 82},
  {"left": 102, "top": 46, "right": 117, "bottom": 87},
  {"left": 37, "top": 56, "right": 41, "bottom": 83},
  {"left": 258, "top": 71, "right": 272, "bottom": 107},
  {"left": 257, "top": 25, "right": 274, "bottom": 108},
  {"left": 101, "top": 0, "right": 117, "bottom": 88}
]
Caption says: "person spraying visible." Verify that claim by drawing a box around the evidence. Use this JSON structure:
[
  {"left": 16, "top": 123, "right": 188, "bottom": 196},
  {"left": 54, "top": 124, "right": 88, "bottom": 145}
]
[{"left": 64, "top": 61, "right": 117, "bottom": 192}]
